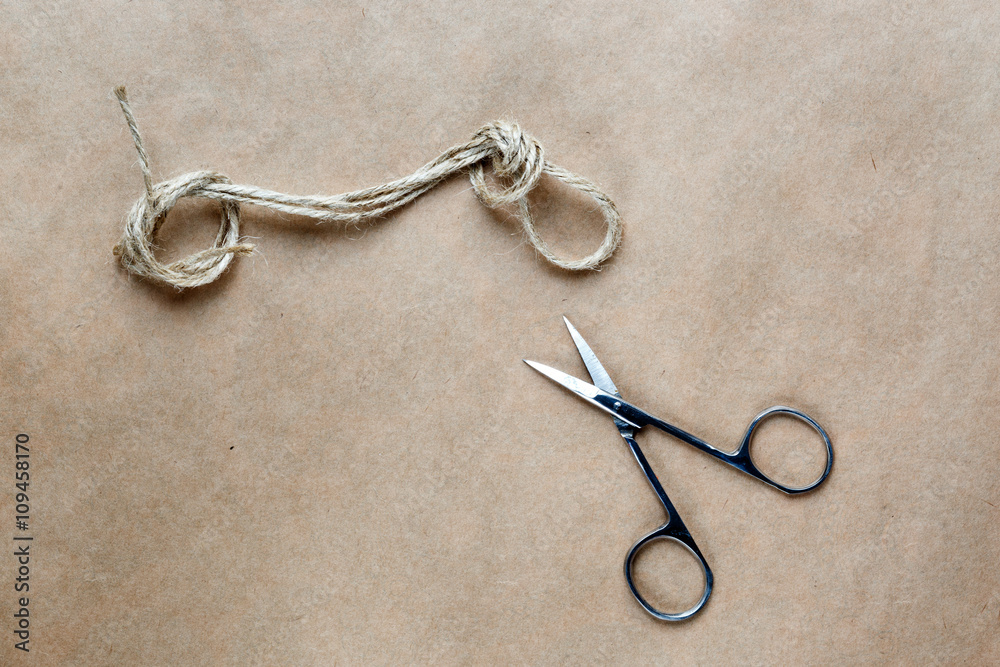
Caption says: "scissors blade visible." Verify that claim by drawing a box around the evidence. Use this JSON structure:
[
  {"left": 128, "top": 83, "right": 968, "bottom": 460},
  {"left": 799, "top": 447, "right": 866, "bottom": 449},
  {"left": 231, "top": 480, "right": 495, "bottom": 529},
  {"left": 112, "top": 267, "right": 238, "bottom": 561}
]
[
  {"left": 562, "top": 317, "right": 620, "bottom": 397},
  {"left": 522, "top": 359, "right": 642, "bottom": 429}
]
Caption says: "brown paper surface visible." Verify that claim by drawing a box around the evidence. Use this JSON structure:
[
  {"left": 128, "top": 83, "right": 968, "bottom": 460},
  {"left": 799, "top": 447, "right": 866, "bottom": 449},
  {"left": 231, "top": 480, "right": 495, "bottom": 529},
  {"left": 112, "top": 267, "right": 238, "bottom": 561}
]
[{"left": 2, "top": 1, "right": 999, "bottom": 663}]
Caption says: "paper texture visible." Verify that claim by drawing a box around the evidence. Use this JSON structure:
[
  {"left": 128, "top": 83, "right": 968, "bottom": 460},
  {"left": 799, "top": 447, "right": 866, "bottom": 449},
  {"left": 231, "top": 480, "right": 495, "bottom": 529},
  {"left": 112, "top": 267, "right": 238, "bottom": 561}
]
[{"left": 1, "top": 1, "right": 998, "bottom": 663}]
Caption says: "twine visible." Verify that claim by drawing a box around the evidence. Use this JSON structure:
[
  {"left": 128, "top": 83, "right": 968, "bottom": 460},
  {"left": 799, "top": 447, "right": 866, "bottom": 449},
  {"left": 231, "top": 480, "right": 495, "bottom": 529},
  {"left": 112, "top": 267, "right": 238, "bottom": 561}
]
[{"left": 112, "top": 87, "right": 623, "bottom": 289}]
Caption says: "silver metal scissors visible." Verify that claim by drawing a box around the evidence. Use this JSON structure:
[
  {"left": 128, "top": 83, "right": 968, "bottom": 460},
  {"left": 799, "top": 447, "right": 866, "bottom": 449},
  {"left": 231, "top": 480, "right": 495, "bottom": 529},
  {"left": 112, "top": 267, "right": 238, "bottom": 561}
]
[{"left": 524, "top": 317, "right": 833, "bottom": 621}]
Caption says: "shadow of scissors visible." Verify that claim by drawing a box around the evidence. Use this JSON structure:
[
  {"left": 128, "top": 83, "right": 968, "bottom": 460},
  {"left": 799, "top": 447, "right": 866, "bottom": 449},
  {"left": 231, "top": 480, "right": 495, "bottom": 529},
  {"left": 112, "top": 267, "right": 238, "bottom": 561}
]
[{"left": 524, "top": 317, "right": 833, "bottom": 621}]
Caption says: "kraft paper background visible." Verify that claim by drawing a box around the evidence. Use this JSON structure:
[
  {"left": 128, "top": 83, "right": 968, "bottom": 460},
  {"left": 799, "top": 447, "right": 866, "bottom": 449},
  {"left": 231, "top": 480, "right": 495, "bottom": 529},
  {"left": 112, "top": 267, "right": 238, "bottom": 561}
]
[{"left": 2, "top": 1, "right": 998, "bottom": 664}]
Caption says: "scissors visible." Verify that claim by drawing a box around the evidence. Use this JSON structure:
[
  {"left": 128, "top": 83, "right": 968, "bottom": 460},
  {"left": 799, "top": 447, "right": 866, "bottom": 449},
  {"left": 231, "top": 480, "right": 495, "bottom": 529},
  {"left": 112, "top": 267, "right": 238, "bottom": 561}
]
[{"left": 524, "top": 317, "right": 833, "bottom": 621}]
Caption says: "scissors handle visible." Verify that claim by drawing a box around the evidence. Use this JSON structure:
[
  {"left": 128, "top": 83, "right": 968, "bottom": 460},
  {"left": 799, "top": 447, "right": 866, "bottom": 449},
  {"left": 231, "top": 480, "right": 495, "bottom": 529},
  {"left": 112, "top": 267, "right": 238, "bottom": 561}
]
[
  {"left": 622, "top": 434, "right": 713, "bottom": 621},
  {"left": 643, "top": 406, "right": 833, "bottom": 495}
]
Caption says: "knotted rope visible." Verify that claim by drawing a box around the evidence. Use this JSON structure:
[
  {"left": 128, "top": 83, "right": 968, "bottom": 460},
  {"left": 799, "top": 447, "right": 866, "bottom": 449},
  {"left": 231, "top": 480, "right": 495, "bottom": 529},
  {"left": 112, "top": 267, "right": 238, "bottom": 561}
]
[{"left": 113, "top": 87, "right": 623, "bottom": 289}]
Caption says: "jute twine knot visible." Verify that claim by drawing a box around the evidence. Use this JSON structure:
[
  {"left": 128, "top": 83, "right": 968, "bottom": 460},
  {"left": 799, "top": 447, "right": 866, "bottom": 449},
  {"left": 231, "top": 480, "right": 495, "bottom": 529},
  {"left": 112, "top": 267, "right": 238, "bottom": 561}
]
[
  {"left": 469, "top": 121, "right": 544, "bottom": 207},
  {"left": 113, "top": 87, "right": 622, "bottom": 289}
]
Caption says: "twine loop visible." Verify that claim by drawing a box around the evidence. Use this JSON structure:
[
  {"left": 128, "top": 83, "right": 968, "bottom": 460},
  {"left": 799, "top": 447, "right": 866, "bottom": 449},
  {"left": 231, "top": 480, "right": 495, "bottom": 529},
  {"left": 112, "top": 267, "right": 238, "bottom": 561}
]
[
  {"left": 113, "top": 171, "right": 255, "bottom": 288},
  {"left": 113, "top": 87, "right": 623, "bottom": 289}
]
